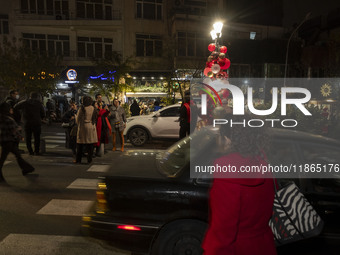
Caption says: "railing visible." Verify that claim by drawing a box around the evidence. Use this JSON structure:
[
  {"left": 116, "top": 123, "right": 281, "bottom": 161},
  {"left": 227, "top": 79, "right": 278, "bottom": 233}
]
[{"left": 14, "top": 9, "right": 122, "bottom": 21}]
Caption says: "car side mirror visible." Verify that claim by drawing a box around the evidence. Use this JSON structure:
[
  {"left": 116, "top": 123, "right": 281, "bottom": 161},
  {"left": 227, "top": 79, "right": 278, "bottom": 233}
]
[{"left": 153, "top": 113, "right": 160, "bottom": 118}]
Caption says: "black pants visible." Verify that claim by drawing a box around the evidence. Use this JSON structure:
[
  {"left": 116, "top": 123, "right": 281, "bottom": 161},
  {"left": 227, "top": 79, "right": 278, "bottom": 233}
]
[
  {"left": 76, "top": 143, "right": 94, "bottom": 163},
  {"left": 0, "top": 141, "right": 34, "bottom": 178},
  {"left": 179, "top": 124, "right": 190, "bottom": 139},
  {"left": 25, "top": 125, "right": 41, "bottom": 154}
]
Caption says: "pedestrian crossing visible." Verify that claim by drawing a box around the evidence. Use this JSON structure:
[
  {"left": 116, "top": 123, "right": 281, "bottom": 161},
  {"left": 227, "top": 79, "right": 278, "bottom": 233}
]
[
  {"left": 0, "top": 163, "right": 129, "bottom": 255},
  {"left": 18, "top": 132, "right": 66, "bottom": 150}
]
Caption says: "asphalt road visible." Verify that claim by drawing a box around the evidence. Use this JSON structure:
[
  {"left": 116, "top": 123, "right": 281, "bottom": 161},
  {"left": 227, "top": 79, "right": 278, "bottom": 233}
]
[{"left": 0, "top": 123, "right": 339, "bottom": 254}]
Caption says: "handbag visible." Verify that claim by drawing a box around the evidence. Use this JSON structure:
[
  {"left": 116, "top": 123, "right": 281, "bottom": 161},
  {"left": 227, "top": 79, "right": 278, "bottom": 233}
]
[{"left": 269, "top": 181, "right": 324, "bottom": 246}]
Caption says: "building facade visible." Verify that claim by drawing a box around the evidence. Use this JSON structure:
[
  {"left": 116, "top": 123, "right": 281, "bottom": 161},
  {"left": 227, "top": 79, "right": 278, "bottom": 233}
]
[{"left": 0, "top": 0, "right": 288, "bottom": 101}]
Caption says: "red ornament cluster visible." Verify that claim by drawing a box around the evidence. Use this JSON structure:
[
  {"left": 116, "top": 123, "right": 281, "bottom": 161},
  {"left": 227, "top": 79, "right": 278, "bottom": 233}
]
[{"left": 204, "top": 43, "right": 231, "bottom": 79}]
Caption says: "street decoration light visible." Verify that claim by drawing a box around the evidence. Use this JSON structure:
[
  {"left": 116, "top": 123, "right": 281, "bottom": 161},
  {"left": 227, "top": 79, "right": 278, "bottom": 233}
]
[{"left": 204, "top": 21, "right": 231, "bottom": 80}]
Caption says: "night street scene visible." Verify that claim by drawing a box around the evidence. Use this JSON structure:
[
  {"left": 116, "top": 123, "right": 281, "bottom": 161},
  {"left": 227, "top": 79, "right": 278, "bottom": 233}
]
[{"left": 1, "top": 0, "right": 340, "bottom": 254}]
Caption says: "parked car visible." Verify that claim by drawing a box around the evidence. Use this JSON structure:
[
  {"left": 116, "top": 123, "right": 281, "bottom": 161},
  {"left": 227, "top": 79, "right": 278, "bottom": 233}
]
[
  {"left": 124, "top": 104, "right": 181, "bottom": 146},
  {"left": 82, "top": 128, "right": 340, "bottom": 255}
]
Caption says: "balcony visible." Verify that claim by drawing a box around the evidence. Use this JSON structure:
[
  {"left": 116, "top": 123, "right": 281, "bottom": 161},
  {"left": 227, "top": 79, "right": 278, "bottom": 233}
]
[{"left": 14, "top": 9, "right": 122, "bottom": 22}]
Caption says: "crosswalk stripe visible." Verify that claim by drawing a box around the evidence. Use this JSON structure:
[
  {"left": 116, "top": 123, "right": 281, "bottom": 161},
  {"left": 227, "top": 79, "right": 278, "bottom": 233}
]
[
  {"left": 0, "top": 234, "right": 127, "bottom": 255},
  {"left": 87, "top": 165, "right": 110, "bottom": 173},
  {"left": 43, "top": 136, "right": 66, "bottom": 139},
  {"left": 45, "top": 139, "right": 66, "bottom": 144},
  {"left": 67, "top": 179, "right": 99, "bottom": 190},
  {"left": 37, "top": 199, "right": 94, "bottom": 216}
]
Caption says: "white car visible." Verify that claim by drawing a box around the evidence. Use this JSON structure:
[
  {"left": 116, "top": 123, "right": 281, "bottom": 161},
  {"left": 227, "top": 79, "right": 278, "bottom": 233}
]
[{"left": 124, "top": 104, "right": 181, "bottom": 146}]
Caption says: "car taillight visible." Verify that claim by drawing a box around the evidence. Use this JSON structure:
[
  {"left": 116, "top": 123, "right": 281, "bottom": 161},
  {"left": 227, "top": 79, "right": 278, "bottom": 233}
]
[{"left": 117, "top": 225, "right": 141, "bottom": 231}]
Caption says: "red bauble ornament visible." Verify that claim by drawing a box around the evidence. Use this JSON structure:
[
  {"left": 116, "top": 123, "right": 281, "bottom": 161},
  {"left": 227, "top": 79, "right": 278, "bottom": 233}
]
[
  {"left": 204, "top": 67, "right": 212, "bottom": 76},
  {"left": 211, "top": 51, "right": 219, "bottom": 59},
  {"left": 220, "top": 46, "right": 227, "bottom": 54},
  {"left": 218, "top": 59, "right": 226, "bottom": 67},
  {"left": 208, "top": 43, "right": 216, "bottom": 52},
  {"left": 206, "top": 61, "right": 213, "bottom": 68},
  {"left": 221, "top": 58, "right": 231, "bottom": 69},
  {"left": 222, "top": 89, "right": 230, "bottom": 99}
]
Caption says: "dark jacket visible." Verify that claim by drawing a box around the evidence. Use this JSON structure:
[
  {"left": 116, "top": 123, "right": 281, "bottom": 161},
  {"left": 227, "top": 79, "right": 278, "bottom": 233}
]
[
  {"left": 179, "top": 101, "right": 198, "bottom": 129},
  {"left": 14, "top": 99, "right": 45, "bottom": 127},
  {"left": 0, "top": 115, "right": 22, "bottom": 142},
  {"left": 4, "top": 96, "right": 21, "bottom": 123},
  {"left": 130, "top": 102, "right": 141, "bottom": 116}
]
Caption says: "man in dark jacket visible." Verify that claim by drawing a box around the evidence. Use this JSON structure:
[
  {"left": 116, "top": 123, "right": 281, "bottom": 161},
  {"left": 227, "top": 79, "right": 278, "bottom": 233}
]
[
  {"left": 4, "top": 90, "right": 21, "bottom": 124},
  {"left": 130, "top": 100, "right": 141, "bottom": 116},
  {"left": 179, "top": 90, "right": 198, "bottom": 139},
  {"left": 14, "top": 92, "right": 45, "bottom": 155},
  {"left": 0, "top": 103, "right": 34, "bottom": 181}
]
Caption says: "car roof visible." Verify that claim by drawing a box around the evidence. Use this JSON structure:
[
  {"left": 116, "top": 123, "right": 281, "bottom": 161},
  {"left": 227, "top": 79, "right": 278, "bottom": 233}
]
[
  {"left": 160, "top": 103, "right": 181, "bottom": 110},
  {"left": 269, "top": 128, "right": 340, "bottom": 147}
]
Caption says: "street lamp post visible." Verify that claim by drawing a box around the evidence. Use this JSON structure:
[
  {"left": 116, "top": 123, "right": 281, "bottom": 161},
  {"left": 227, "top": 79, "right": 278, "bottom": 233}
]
[
  {"left": 210, "top": 21, "right": 223, "bottom": 47},
  {"left": 283, "top": 12, "right": 311, "bottom": 86}
]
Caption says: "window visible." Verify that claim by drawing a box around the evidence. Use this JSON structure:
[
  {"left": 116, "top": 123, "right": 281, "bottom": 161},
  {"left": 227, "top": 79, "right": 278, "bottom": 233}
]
[
  {"left": 0, "top": 15, "right": 9, "bottom": 35},
  {"left": 20, "top": 0, "right": 69, "bottom": 17},
  {"left": 22, "top": 33, "right": 70, "bottom": 56},
  {"left": 77, "top": 0, "right": 115, "bottom": 20},
  {"left": 136, "top": 34, "right": 162, "bottom": 57},
  {"left": 177, "top": 31, "right": 206, "bottom": 57},
  {"left": 160, "top": 107, "right": 180, "bottom": 117},
  {"left": 77, "top": 37, "right": 113, "bottom": 59},
  {"left": 136, "top": 0, "right": 162, "bottom": 20}
]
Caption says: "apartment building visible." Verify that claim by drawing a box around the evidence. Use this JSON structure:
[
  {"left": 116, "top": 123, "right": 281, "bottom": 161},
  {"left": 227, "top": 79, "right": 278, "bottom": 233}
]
[{"left": 0, "top": 0, "right": 286, "bottom": 99}]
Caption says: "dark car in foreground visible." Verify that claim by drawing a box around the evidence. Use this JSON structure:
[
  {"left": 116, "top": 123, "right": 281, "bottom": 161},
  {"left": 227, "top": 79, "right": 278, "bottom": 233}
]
[{"left": 82, "top": 128, "right": 340, "bottom": 255}]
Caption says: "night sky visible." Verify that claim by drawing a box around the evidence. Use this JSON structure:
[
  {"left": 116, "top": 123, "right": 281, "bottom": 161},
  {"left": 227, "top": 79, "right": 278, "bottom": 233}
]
[{"left": 224, "top": 0, "right": 340, "bottom": 27}]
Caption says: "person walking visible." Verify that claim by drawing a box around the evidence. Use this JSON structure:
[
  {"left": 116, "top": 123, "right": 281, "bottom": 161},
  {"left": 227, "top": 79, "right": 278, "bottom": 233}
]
[
  {"left": 75, "top": 96, "right": 97, "bottom": 164},
  {"left": 109, "top": 99, "right": 126, "bottom": 152},
  {"left": 130, "top": 100, "right": 141, "bottom": 116},
  {"left": 14, "top": 92, "right": 45, "bottom": 155},
  {"left": 179, "top": 90, "right": 198, "bottom": 139},
  {"left": 0, "top": 103, "right": 34, "bottom": 182},
  {"left": 202, "top": 116, "right": 276, "bottom": 255}
]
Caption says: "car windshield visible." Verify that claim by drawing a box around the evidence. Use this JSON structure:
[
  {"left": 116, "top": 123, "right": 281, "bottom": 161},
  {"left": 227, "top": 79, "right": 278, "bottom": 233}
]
[{"left": 156, "top": 127, "right": 218, "bottom": 178}]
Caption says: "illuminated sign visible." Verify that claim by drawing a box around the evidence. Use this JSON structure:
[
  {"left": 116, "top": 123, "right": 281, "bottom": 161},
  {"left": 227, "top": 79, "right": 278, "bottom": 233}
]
[{"left": 67, "top": 69, "right": 77, "bottom": 81}]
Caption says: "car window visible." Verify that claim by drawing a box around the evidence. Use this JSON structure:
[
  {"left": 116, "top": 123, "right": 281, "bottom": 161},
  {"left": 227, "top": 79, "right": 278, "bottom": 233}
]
[
  {"left": 299, "top": 143, "right": 340, "bottom": 193},
  {"left": 157, "top": 128, "right": 218, "bottom": 178},
  {"left": 300, "top": 143, "right": 340, "bottom": 165},
  {"left": 159, "top": 107, "right": 180, "bottom": 117}
]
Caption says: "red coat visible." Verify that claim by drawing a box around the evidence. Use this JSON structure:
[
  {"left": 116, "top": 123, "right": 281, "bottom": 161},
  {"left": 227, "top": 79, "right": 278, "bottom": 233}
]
[
  {"left": 202, "top": 153, "right": 277, "bottom": 255},
  {"left": 96, "top": 108, "right": 110, "bottom": 147}
]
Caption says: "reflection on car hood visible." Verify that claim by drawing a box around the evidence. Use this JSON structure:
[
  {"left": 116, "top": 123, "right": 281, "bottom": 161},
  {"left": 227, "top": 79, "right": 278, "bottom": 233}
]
[
  {"left": 128, "top": 114, "right": 155, "bottom": 121},
  {"left": 105, "top": 149, "right": 164, "bottom": 179}
]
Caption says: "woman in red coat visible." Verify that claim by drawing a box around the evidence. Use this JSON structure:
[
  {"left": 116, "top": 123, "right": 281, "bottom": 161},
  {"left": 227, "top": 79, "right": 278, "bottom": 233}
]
[{"left": 202, "top": 117, "right": 277, "bottom": 255}]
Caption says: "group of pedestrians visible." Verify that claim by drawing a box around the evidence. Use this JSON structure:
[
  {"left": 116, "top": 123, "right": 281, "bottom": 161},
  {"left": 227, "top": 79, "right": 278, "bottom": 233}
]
[{"left": 62, "top": 94, "right": 127, "bottom": 164}]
